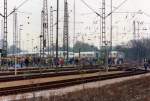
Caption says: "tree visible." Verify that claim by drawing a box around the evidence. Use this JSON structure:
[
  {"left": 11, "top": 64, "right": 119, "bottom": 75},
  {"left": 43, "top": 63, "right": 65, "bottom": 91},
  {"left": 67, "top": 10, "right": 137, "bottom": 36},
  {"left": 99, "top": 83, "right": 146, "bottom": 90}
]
[
  {"left": 8, "top": 45, "right": 22, "bottom": 54},
  {"left": 114, "top": 39, "right": 150, "bottom": 61},
  {"left": 73, "top": 41, "right": 98, "bottom": 52}
]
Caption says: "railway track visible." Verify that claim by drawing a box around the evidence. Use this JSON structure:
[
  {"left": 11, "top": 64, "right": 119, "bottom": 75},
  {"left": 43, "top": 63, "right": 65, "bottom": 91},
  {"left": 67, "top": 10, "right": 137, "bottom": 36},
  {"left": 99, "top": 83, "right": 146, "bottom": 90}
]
[
  {"left": 0, "top": 65, "right": 104, "bottom": 76},
  {"left": 0, "top": 68, "right": 119, "bottom": 82},
  {"left": 0, "top": 67, "right": 100, "bottom": 76},
  {"left": 0, "top": 64, "right": 140, "bottom": 83},
  {"left": 0, "top": 69, "right": 147, "bottom": 96},
  {"left": 0, "top": 63, "right": 138, "bottom": 76}
]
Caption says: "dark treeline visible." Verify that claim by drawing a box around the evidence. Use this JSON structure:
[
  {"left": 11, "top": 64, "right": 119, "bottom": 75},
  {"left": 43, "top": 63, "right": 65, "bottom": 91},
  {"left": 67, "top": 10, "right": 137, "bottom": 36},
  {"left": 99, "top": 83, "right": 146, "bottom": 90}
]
[
  {"left": 8, "top": 41, "right": 98, "bottom": 54},
  {"left": 114, "top": 39, "right": 150, "bottom": 60},
  {"left": 45, "top": 41, "right": 98, "bottom": 52},
  {"left": 8, "top": 39, "right": 150, "bottom": 61}
]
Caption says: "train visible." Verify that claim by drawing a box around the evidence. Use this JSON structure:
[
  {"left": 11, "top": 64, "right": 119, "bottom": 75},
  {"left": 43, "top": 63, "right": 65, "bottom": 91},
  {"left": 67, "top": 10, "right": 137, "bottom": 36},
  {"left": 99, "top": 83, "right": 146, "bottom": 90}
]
[{"left": 109, "top": 51, "right": 125, "bottom": 64}]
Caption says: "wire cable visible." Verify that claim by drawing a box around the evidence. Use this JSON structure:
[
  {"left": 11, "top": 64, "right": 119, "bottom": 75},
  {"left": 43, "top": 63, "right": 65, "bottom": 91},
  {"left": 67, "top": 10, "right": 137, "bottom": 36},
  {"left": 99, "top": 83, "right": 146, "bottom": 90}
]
[
  {"left": 0, "top": 13, "right": 3, "bottom": 17},
  {"left": 143, "top": 12, "right": 150, "bottom": 18},
  {"left": 80, "top": 0, "right": 102, "bottom": 17},
  {"left": 16, "top": 0, "right": 30, "bottom": 10},
  {"left": 106, "top": 0, "right": 128, "bottom": 18},
  {"left": 8, "top": 0, "right": 30, "bottom": 17}
]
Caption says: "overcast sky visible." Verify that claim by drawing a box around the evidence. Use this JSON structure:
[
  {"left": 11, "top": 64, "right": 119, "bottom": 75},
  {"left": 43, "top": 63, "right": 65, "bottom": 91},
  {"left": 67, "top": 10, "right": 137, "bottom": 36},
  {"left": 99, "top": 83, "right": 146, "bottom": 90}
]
[{"left": 1, "top": 0, "right": 150, "bottom": 51}]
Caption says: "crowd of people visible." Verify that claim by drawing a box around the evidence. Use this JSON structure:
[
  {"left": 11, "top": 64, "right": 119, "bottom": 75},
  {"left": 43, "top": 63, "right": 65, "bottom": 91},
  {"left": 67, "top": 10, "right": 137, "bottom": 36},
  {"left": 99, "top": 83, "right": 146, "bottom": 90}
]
[
  {"left": 0, "top": 56, "right": 100, "bottom": 69},
  {"left": 1, "top": 57, "right": 34, "bottom": 68}
]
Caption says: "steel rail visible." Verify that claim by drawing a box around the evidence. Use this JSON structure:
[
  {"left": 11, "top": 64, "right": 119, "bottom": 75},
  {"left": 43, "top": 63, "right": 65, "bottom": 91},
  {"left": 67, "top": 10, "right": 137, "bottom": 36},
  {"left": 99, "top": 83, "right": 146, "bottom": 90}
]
[{"left": 0, "top": 70, "right": 147, "bottom": 96}]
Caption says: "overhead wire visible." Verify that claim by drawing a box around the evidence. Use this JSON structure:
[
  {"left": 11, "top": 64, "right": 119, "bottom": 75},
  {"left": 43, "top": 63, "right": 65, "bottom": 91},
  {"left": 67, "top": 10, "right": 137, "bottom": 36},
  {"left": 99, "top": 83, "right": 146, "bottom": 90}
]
[
  {"left": 106, "top": 0, "right": 128, "bottom": 18},
  {"left": 0, "top": 13, "right": 3, "bottom": 17},
  {"left": 8, "top": 0, "right": 30, "bottom": 17},
  {"left": 80, "top": 0, "right": 102, "bottom": 17},
  {"left": 80, "top": 0, "right": 128, "bottom": 19},
  {"left": 142, "top": 12, "right": 150, "bottom": 18}
]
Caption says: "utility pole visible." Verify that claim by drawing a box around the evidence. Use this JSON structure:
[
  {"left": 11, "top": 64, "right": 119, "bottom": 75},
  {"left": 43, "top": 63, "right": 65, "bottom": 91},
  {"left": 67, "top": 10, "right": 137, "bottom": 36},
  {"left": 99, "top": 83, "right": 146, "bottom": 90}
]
[
  {"left": 13, "top": 9, "right": 18, "bottom": 55},
  {"left": 137, "top": 21, "right": 140, "bottom": 63},
  {"left": 102, "top": 0, "right": 106, "bottom": 47},
  {"left": 19, "top": 25, "right": 23, "bottom": 54},
  {"left": 50, "top": 6, "right": 54, "bottom": 57},
  {"left": 73, "top": 0, "right": 76, "bottom": 59},
  {"left": 42, "top": 0, "right": 49, "bottom": 56},
  {"left": 63, "top": 0, "right": 69, "bottom": 61},
  {"left": 39, "top": 35, "right": 43, "bottom": 58},
  {"left": 40, "top": 10, "right": 44, "bottom": 58},
  {"left": 99, "top": 8, "right": 102, "bottom": 50},
  {"left": 1, "top": 20, "right": 4, "bottom": 49},
  {"left": 13, "top": 8, "right": 18, "bottom": 75},
  {"left": 110, "top": 0, "right": 113, "bottom": 51},
  {"left": 133, "top": 21, "right": 141, "bottom": 63},
  {"left": 133, "top": 20, "right": 136, "bottom": 40},
  {"left": 102, "top": 0, "right": 108, "bottom": 72},
  {"left": 41, "top": 10, "right": 46, "bottom": 58},
  {"left": 56, "top": 0, "right": 59, "bottom": 67},
  {"left": 3, "top": 0, "right": 8, "bottom": 57}
]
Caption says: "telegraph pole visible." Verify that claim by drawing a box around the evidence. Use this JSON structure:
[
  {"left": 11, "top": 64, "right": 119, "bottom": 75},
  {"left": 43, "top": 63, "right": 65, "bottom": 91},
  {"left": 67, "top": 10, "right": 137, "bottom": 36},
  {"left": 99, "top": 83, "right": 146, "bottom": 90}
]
[
  {"left": 56, "top": 0, "right": 59, "bottom": 67},
  {"left": 19, "top": 25, "right": 23, "bottom": 54},
  {"left": 102, "top": 0, "right": 106, "bottom": 47},
  {"left": 102, "top": 0, "right": 108, "bottom": 72},
  {"left": 63, "top": 0, "right": 69, "bottom": 61},
  {"left": 43, "top": 0, "right": 49, "bottom": 55},
  {"left": 110, "top": 0, "right": 113, "bottom": 51},
  {"left": 50, "top": 6, "right": 54, "bottom": 57},
  {"left": 0, "top": 20, "right": 3, "bottom": 55},
  {"left": 137, "top": 21, "right": 140, "bottom": 63},
  {"left": 13, "top": 9, "right": 18, "bottom": 55},
  {"left": 3, "top": 0, "right": 8, "bottom": 57},
  {"left": 41, "top": 0, "right": 49, "bottom": 57},
  {"left": 73, "top": 0, "right": 76, "bottom": 59},
  {"left": 40, "top": 9, "right": 44, "bottom": 68},
  {"left": 133, "top": 20, "right": 136, "bottom": 40},
  {"left": 13, "top": 8, "right": 18, "bottom": 75},
  {"left": 40, "top": 11, "right": 43, "bottom": 58}
]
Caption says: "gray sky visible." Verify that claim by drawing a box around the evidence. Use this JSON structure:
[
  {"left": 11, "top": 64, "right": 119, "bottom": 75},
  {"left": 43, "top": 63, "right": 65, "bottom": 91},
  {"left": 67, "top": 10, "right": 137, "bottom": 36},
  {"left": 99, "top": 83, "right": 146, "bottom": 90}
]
[{"left": 1, "top": 0, "right": 150, "bottom": 51}]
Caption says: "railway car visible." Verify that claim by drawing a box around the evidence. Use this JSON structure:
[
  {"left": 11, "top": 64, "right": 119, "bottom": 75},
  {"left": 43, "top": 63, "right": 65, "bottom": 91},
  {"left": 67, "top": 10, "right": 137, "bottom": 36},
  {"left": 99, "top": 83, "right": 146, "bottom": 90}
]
[
  {"left": 109, "top": 51, "right": 125, "bottom": 64},
  {"left": 74, "top": 51, "right": 100, "bottom": 59}
]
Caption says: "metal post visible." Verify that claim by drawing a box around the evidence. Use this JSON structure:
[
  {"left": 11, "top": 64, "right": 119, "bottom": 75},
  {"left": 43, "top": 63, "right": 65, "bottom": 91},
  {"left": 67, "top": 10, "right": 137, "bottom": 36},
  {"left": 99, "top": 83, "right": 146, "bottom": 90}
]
[
  {"left": 39, "top": 35, "right": 42, "bottom": 59},
  {"left": 50, "top": 6, "right": 54, "bottom": 57},
  {"left": 102, "top": 0, "right": 106, "bottom": 47},
  {"left": 3, "top": 0, "right": 8, "bottom": 57},
  {"left": 133, "top": 20, "right": 136, "bottom": 40},
  {"left": 32, "top": 39, "right": 34, "bottom": 52},
  {"left": 99, "top": 8, "right": 102, "bottom": 50},
  {"left": 56, "top": 0, "right": 59, "bottom": 67},
  {"left": 13, "top": 10, "right": 18, "bottom": 55},
  {"left": 79, "top": 48, "right": 81, "bottom": 58},
  {"left": 137, "top": 21, "right": 140, "bottom": 64},
  {"left": 110, "top": 0, "right": 113, "bottom": 51},
  {"left": 13, "top": 9, "right": 18, "bottom": 75},
  {"left": 102, "top": 0, "right": 108, "bottom": 71},
  {"left": 19, "top": 25, "right": 23, "bottom": 54},
  {"left": 42, "top": 0, "right": 49, "bottom": 55},
  {"left": 105, "top": 43, "right": 108, "bottom": 72},
  {"left": 63, "top": 0, "right": 69, "bottom": 61},
  {"left": 40, "top": 10, "right": 43, "bottom": 59},
  {"left": 73, "top": 0, "right": 76, "bottom": 60},
  {"left": 14, "top": 57, "right": 17, "bottom": 75}
]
